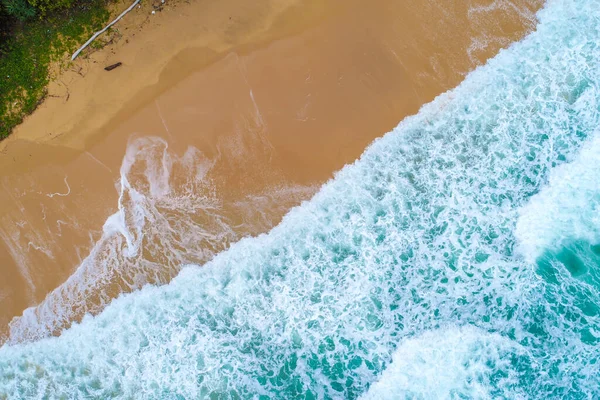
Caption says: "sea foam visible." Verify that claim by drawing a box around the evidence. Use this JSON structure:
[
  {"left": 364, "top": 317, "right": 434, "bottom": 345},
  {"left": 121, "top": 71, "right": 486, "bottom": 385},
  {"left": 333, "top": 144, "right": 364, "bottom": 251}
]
[{"left": 2, "top": 0, "right": 600, "bottom": 398}]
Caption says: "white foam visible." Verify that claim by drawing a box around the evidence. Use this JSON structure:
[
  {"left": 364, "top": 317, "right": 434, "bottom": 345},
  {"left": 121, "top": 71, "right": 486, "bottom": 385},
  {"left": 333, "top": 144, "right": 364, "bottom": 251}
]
[
  {"left": 45, "top": 176, "right": 71, "bottom": 198},
  {"left": 7, "top": 137, "right": 228, "bottom": 343},
  {"left": 6, "top": 136, "right": 317, "bottom": 345},
  {"left": 361, "top": 326, "right": 525, "bottom": 400},
  {"left": 1, "top": 0, "right": 600, "bottom": 398},
  {"left": 516, "top": 132, "right": 600, "bottom": 261}
]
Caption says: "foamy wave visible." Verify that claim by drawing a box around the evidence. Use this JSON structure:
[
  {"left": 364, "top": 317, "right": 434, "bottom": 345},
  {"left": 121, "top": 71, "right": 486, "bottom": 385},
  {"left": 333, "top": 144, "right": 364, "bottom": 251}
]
[
  {"left": 361, "top": 326, "right": 526, "bottom": 399},
  {"left": 516, "top": 132, "right": 600, "bottom": 261},
  {"left": 2, "top": 0, "right": 600, "bottom": 398},
  {"left": 7, "top": 137, "right": 316, "bottom": 344}
]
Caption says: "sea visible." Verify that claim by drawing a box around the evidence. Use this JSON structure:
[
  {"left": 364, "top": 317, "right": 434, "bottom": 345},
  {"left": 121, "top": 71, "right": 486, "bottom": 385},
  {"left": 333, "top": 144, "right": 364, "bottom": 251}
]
[{"left": 1, "top": 0, "right": 600, "bottom": 398}]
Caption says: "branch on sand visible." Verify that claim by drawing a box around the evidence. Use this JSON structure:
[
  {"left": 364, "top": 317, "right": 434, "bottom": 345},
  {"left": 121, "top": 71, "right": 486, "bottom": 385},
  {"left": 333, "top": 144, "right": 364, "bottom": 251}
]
[{"left": 71, "top": 0, "right": 141, "bottom": 61}]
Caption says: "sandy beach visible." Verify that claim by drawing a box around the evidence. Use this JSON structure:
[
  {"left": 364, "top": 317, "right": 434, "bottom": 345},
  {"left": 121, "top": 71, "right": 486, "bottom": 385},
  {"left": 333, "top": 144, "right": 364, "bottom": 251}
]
[{"left": 0, "top": 0, "right": 542, "bottom": 343}]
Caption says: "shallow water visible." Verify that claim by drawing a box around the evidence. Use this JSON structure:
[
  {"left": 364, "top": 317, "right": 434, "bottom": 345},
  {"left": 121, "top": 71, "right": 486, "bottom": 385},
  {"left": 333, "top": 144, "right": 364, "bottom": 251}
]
[{"left": 2, "top": 0, "right": 599, "bottom": 398}]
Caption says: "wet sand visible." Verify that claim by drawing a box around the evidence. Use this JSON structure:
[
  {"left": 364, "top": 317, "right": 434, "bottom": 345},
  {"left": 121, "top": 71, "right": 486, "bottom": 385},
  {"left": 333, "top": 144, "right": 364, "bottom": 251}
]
[{"left": 0, "top": 0, "right": 542, "bottom": 342}]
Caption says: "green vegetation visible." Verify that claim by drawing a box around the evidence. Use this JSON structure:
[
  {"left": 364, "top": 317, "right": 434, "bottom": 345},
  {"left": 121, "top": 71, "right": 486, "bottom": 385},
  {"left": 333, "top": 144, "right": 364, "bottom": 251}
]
[
  {"left": 1, "top": 0, "right": 76, "bottom": 21},
  {"left": 0, "top": 1, "right": 111, "bottom": 138},
  {"left": 2, "top": 0, "right": 36, "bottom": 22}
]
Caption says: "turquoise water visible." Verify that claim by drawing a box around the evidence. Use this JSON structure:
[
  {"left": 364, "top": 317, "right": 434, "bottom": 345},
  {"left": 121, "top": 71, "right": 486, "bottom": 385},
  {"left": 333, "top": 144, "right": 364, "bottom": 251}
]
[{"left": 2, "top": 0, "right": 600, "bottom": 398}]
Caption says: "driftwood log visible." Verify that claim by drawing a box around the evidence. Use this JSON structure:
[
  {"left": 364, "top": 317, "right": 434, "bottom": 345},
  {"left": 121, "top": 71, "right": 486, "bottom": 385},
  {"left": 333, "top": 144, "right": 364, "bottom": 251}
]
[
  {"left": 71, "top": 0, "right": 142, "bottom": 61},
  {"left": 104, "top": 62, "right": 123, "bottom": 71}
]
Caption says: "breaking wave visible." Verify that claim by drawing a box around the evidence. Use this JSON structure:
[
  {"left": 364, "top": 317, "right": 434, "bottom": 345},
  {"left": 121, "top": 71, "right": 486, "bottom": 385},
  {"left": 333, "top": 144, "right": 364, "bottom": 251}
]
[{"left": 2, "top": 0, "right": 600, "bottom": 398}]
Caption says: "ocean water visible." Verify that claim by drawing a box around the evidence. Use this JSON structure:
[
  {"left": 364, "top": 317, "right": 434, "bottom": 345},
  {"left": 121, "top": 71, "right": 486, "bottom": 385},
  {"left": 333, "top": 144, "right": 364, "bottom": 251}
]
[{"left": 2, "top": 0, "right": 600, "bottom": 398}]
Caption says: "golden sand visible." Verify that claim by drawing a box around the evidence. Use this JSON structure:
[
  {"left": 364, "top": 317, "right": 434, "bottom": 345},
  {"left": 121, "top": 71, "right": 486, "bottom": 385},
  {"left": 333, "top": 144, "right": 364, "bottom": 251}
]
[{"left": 0, "top": 0, "right": 542, "bottom": 342}]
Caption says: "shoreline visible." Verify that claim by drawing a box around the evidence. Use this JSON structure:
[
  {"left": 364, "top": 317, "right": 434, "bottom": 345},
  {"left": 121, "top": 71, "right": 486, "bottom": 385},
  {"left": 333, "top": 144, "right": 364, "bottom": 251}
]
[
  {"left": 0, "top": 0, "right": 342, "bottom": 342},
  {"left": 0, "top": 0, "right": 543, "bottom": 342}
]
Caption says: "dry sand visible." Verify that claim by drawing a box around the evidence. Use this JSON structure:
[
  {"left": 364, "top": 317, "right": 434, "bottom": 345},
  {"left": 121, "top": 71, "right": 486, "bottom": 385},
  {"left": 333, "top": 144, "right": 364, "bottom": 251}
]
[{"left": 0, "top": 0, "right": 543, "bottom": 342}]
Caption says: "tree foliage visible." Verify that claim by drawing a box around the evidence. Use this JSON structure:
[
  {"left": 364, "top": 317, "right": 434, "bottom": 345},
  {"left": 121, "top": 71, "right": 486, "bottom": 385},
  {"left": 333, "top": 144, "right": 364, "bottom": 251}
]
[
  {"left": 27, "top": 0, "right": 77, "bottom": 15},
  {"left": 0, "top": 0, "right": 109, "bottom": 138},
  {"left": 1, "top": 0, "right": 36, "bottom": 21},
  {"left": 1, "top": 0, "right": 77, "bottom": 20}
]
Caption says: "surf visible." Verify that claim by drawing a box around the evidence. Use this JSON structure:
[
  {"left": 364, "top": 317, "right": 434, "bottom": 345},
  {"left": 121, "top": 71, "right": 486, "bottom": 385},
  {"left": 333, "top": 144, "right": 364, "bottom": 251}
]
[{"left": 2, "top": 0, "right": 600, "bottom": 398}]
